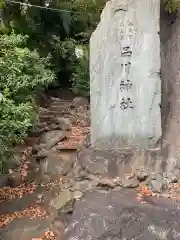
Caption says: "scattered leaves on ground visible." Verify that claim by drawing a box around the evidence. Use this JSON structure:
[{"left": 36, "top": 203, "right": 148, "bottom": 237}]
[
  {"left": 40, "top": 229, "right": 56, "bottom": 240},
  {"left": 0, "top": 182, "right": 37, "bottom": 202},
  {"left": 0, "top": 204, "right": 47, "bottom": 228},
  {"left": 57, "top": 126, "right": 89, "bottom": 150},
  {"left": 137, "top": 183, "right": 180, "bottom": 203},
  {"left": 136, "top": 184, "right": 158, "bottom": 203},
  {"left": 167, "top": 183, "right": 180, "bottom": 200}
]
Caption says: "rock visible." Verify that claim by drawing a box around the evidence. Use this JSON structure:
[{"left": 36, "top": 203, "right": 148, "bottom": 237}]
[
  {"left": 72, "top": 181, "right": 96, "bottom": 192},
  {"left": 7, "top": 172, "right": 22, "bottom": 188},
  {"left": 0, "top": 175, "right": 8, "bottom": 187},
  {"left": 44, "top": 123, "right": 60, "bottom": 132},
  {"left": 50, "top": 190, "right": 72, "bottom": 210},
  {"left": 32, "top": 144, "right": 46, "bottom": 155},
  {"left": 37, "top": 152, "right": 70, "bottom": 180},
  {"left": 61, "top": 190, "right": 180, "bottom": 240},
  {"left": 51, "top": 217, "right": 66, "bottom": 237},
  {"left": 83, "top": 133, "right": 91, "bottom": 148},
  {"left": 40, "top": 174, "right": 51, "bottom": 184},
  {"left": 170, "top": 176, "right": 178, "bottom": 184},
  {"left": 7, "top": 155, "right": 21, "bottom": 170},
  {"left": 73, "top": 97, "right": 89, "bottom": 107},
  {"left": 72, "top": 191, "right": 83, "bottom": 200},
  {"left": 97, "top": 177, "right": 117, "bottom": 188},
  {"left": 50, "top": 190, "right": 82, "bottom": 212},
  {"left": 55, "top": 117, "right": 71, "bottom": 131},
  {"left": 36, "top": 122, "right": 48, "bottom": 132},
  {"left": 119, "top": 178, "right": 139, "bottom": 188},
  {"left": 148, "top": 174, "right": 167, "bottom": 193},
  {"left": 36, "top": 149, "right": 49, "bottom": 160},
  {"left": 76, "top": 148, "right": 135, "bottom": 178},
  {"left": 58, "top": 199, "right": 76, "bottom": 214},
  {"left": 163, "top": 173, "right": 178, "bottom": 184},
  {"left": 136, "top": 170, "right": 149, "bottom": 181},
  {"left": 40, "top": 130, "right": 67, "bottom": 149}
]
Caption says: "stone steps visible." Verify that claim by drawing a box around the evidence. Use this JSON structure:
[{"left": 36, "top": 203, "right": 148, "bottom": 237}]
[
  {"left": 39, "top": 113, "right": 70, "bottom": 122},
  {"left": 50, "top": 97, "right": 72, "bottom": 103},
  {"left": 49, "top": 105, "right": 71, "bottom": 112}
]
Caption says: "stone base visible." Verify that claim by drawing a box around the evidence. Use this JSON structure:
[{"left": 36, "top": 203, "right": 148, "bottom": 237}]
[
  {"left": 76, "top": 146, "right": 170, "bottom": 179},
  {"left": 61, "top": 189, "right": 180, "bottom": 240}
]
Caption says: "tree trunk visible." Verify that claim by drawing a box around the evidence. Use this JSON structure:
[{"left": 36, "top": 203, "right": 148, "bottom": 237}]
[{"left": 161, "top": 6, "right": 180, "bottom": 173}]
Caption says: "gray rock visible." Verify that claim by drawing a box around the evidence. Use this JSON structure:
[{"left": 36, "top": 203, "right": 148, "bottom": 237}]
[
  {"left": 149, "top": 175, "right": 167, "bottom": 193},
  {"left": 36, "top": 149, "right": 49, "bottom": 160},
  {"left": 50, "top": 190, "right": 72, "bottom": 210},
  {"left": 40, "top": 130, "right": 67, "bottom": 149},
  {"left": 7, "top": 172, "right": 23, "bottom": 188},
  {"left": 32, "top": 143, "right": 46, "bottom": 155},
  {"left": 7, "top": 155, "right": 21, "bottom": 170},
  {"left": 39, "top": 152, "right": 74, "bottom": 180},
  {"left": 73, "top": 97, "right": 89, "bottom": 107},
  {"left": 55, "top": 117, "right": 71, "bottom": 131},
  {"left": 120, "top": 178, "right": 139, "bottom": 188},
  {"left": 50, "top": 190, "right": 82, "bottom": 211},
  {"left": 61, "top": 190, "right": 180, "bottom": 240},
  {"left": 136, "top": 170, "right": 149, "bottom": 181},
  {"left": 97, "top": 177, "right": 117, "bottom": 189},
  {"left": 83, "top": 133, "right": 91, "bottom": 148},
  {"left": 51, "top": 216, "right": 67, "bottom": 237},
  {"left": 72, "top": 180, "right": 97, "bottom": 192},
  {"left": 0, "top": 175, "right": 8, "bottom": 187},
  {"left": 77, "top": 148, "right": 135, "bottom": 178},
  {"left": 163, "top": 173, "right": 178, "bottom": 184}
]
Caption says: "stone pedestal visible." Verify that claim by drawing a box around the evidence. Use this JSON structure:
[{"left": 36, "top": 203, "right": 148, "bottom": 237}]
[{"left": 90, "top": 0, "right": 161, "bottom": 149}]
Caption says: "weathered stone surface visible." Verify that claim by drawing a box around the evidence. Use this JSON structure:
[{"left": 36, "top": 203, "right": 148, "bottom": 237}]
[
  {"left": 6, "top": 155, "right": 21, "bottom": 170},
  {"left": 36, "top": 149, "right": 49, "bottom": 160},
  {"left": 90, "top": 0, "right": 161, "bottom": 149},
  {"left": 61, "top": 190, "right": 180, "bottom": 240},
  {"left": 83, "top": 133, "right": 91, "bottom": 148},
  {"left": 148, "top": 174, "right": 168, "bottom": 193},
  {"left": 73, "top": 97, "right": 89, "bottom": 107},
  {"left": 136, "top": 170, "right": 149, "bottom": 181},
  {"left": 76, "top": 148, "right": 138, "bottom": 178},
  {"left": 119, "top": 178, "right": 139, "bottom": 188},
  {"left": 76, "top": 147, "right": 174, "bottom": 178},
  {"left": 50, "top": 190, "right": 83, "bottom": 211},
  {"left": 55, "top": 117, "right": 71, "bottom": 131},
  {"left": 39, "top": 152, "right": 73, "bottom": 179},
  {"left": 7, "top": 172, "right": 23, "bottom": 188},
  {"left": 40, "top": 130, "right": 67, "bottom": 149}
]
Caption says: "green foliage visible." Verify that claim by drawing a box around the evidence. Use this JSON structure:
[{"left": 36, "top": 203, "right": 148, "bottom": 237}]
[
  {"left": 0, "top": 0, "right": 105, "bottom": 94},
  {"left": 0, "top": 96, "right": 36, "bottom": 158},
  {"left": 0, "top": 32, "right": 55, "bottom": 164},
  {"left": 164, "top": 0, "right": 180, "bottom": 12},
  {"left": 0, "top": 0, "right": 105, "bottom": 169}
]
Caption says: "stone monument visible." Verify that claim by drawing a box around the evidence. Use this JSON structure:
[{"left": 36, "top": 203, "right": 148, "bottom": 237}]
[{"left": 90, "top": 0, "right": 161, "bottom": 149}]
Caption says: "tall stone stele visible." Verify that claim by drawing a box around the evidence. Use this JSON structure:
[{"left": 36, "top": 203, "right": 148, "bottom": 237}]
[{"left": 90, "top": 0, "right": 162, "bottom": 149}]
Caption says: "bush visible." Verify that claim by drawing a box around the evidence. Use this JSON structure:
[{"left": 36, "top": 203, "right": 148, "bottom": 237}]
[{"left": 0, "top": 32, "right": 55, "bottom": 166}]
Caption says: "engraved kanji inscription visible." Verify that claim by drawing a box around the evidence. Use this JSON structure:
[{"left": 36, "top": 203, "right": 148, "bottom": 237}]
[
  {"left": 120, "top": 97, "right": 134, "bottom": 110},
  {"left": 120, "top": 79, "right": 132, "bottom": 92},
  {"left": 121, "top": 46, "right": 132, "bottom": 57}
]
